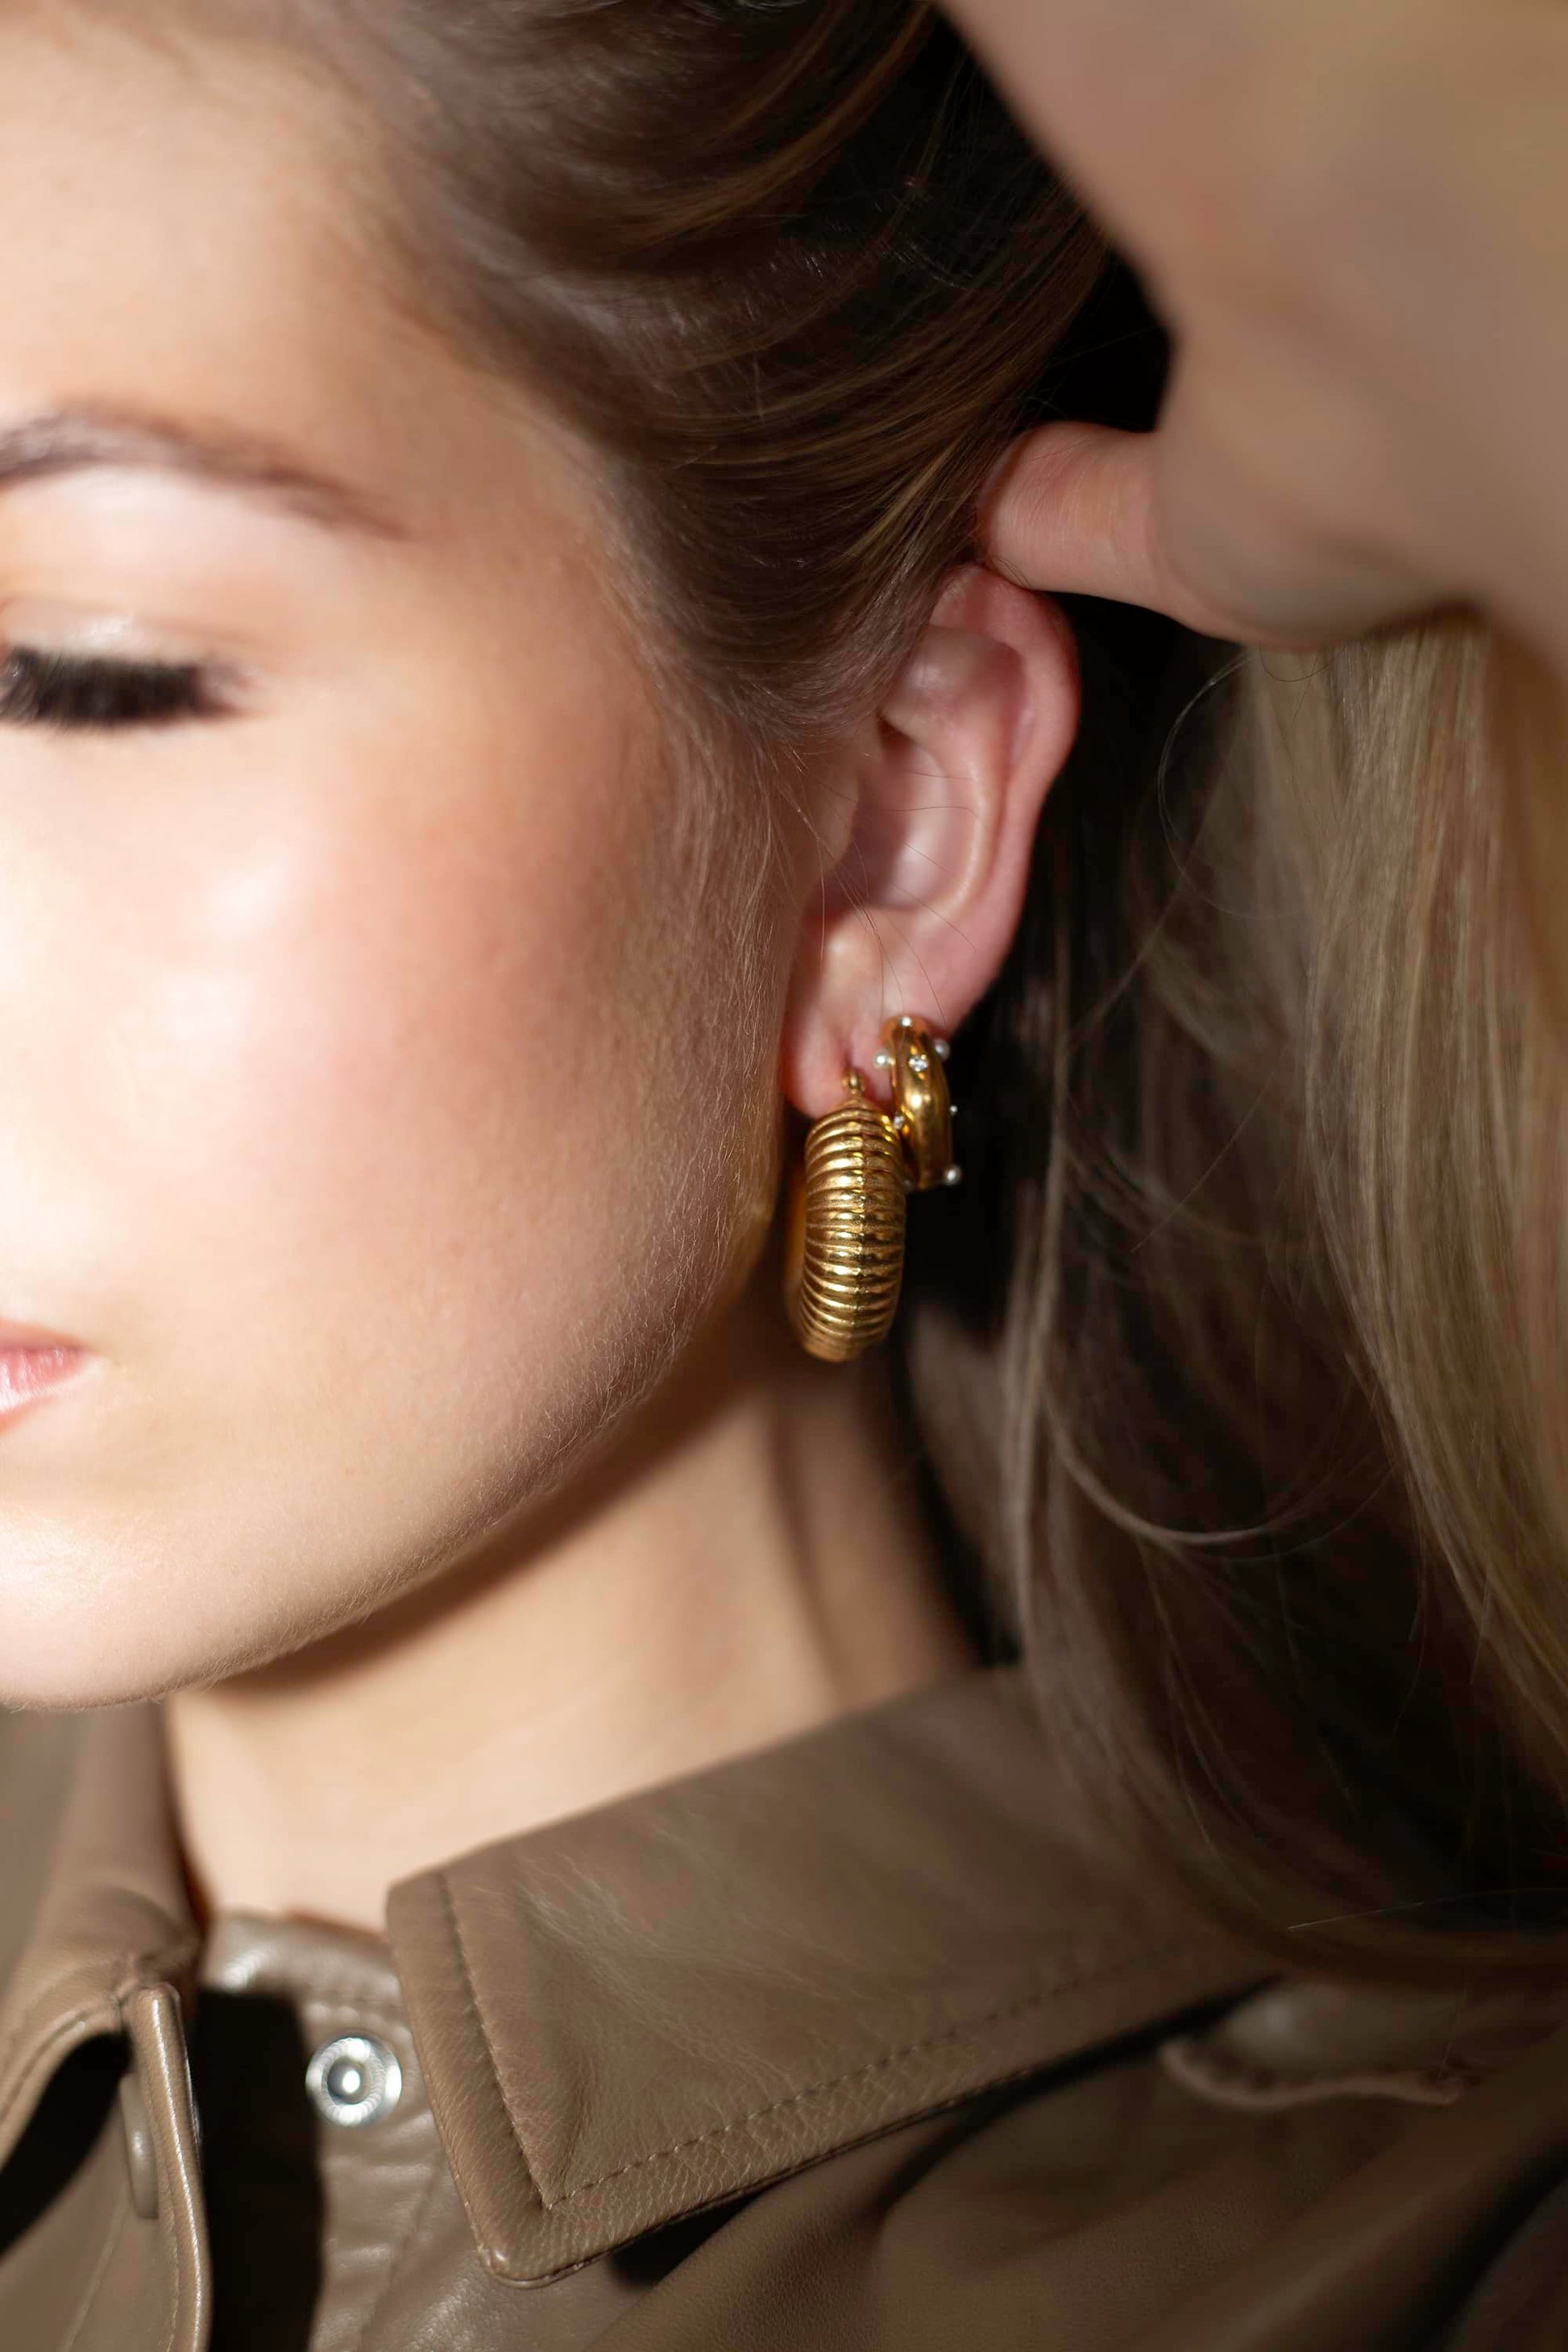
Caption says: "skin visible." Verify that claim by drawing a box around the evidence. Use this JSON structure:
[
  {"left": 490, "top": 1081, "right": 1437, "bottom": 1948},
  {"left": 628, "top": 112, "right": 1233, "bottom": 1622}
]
[
  {"left": 15, "top": 1, "right": 1561, "bottom": 1936},
  {"left": 948, "top": 0, "right": 1568, "bottom": 674},
  {"left": 0, "top": 18, "right": 1074, "bottom": 1928}
]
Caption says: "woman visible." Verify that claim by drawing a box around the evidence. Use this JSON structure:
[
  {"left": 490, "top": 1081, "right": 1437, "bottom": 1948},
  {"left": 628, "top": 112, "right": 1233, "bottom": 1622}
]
[{"left": 2, "top": 0, "right": 1568, "bottom": 2344}]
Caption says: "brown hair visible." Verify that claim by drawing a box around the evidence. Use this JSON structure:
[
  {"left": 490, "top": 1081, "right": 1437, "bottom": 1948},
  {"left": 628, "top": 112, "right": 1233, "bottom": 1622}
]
[
  {"left": 921, "top": 607, "right": 1568, "bottom": 1983},
  {"left": 140, "top": 0, "right": 1568, "bottom": 1973}
]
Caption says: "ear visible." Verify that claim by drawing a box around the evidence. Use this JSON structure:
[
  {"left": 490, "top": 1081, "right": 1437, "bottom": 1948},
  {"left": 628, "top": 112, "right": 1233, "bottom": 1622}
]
[{"left": 781, "top": 564, "right": 1079, "bottom": 1117}]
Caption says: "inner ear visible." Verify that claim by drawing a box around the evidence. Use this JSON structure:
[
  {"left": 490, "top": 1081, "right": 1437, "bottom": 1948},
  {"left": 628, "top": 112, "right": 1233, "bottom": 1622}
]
[
  {"left": 825, "top": 708, "right": 969, "bottom": 914},
  {"left": 824, "top": 629, "right": 1028, "bottom": 912},
  {"left": 782, "top": 567, "right": 1079, "bottom": 1119}
]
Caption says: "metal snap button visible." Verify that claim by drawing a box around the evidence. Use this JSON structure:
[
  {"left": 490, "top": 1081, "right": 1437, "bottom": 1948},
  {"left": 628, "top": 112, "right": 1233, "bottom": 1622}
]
[{"left": 305, "top": 2032, "right": 402, "bottom": 2129}]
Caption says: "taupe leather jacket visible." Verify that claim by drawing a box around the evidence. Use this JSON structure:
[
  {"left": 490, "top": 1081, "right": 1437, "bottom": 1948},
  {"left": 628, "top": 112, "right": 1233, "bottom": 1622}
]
[{"left": 3, "top": 1669, "right": 1568, "bottom": 2350}]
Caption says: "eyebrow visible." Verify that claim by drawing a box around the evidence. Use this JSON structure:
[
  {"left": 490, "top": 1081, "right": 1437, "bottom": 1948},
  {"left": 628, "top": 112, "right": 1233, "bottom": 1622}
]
[{"left": 0, "top": 404, "right": 404, "bottom": 536}]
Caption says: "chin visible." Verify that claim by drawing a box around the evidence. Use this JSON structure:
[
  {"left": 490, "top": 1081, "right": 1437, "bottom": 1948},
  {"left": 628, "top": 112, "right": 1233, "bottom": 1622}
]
[
  {"left": 0, "top": 1559, "right": 219, "bottom": 1715},
  {"left": 0, "top": 1657, "right": 151, "bottom": 1716},
  {"left": 0, "top": 1633, "right": 174, "bottom": 1715}
]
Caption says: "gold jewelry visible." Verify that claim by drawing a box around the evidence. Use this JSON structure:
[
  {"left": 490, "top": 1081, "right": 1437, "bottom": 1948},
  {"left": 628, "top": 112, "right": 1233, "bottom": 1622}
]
[
  {"left": 785, "top": 1071, "right": 906, "bottom": 1363},
  {"left": 875, "top": 1014, "right": 961, "bottom": 1193},
  {"left": 785, "top": 1016, "right": 961, "bottom": 1363}
]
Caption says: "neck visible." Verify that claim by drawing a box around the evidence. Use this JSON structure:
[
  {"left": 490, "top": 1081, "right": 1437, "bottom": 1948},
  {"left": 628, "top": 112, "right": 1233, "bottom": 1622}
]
[{"left": 164, "top": 1286, "right": 973, "bottom": 1935}]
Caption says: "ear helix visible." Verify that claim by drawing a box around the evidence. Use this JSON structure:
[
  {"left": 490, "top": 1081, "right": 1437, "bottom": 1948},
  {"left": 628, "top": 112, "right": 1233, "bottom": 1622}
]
[{"left": 784, "top": 1015, "right": 960, "bottom": 1364}]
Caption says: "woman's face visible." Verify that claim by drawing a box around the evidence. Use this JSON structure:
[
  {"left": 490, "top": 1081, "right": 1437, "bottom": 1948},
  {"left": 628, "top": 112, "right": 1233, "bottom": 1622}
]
[{"left": 0, "top": 16, "right": 788, "bottom": 1707}]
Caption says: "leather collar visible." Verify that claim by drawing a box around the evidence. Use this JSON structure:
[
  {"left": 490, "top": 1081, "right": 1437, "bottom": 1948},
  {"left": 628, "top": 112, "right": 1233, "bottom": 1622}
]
[
  {"left": 0, "top": 1672, "right": 1259, "bottom": 2284},
  {"left": 0, "top": 1703, "right": 198, "bottom": 2178},
  {"left": 387, "top": 1670, "right": 1257, "bottom": 2281}
]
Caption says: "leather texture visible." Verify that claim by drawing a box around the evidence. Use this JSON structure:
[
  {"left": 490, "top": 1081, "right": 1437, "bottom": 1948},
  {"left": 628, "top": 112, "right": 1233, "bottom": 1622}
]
[
  {"left": 2, "top": 1670, "right": 1568, "bottom": 2350},
  {"left": 386, "top": 1670, "right": 1256, "bottom": 2282}
]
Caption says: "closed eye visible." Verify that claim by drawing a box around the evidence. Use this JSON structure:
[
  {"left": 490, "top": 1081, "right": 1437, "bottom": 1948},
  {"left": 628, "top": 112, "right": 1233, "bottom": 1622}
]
[{"left": 0, "top": 645, "right": 237, "bottom": 731}]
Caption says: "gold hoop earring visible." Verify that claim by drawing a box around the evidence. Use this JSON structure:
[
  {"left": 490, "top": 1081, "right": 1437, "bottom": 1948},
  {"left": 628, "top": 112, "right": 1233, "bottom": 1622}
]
[
  {"left": 784, "top": 1017, "right": 960, "bottom": 1363},
  {"left": 875, "top": 1014, "right": 961, "bottom": 1193},
  {"left": 785, "top": 1071, "right": 906, "bottom": 1363}
]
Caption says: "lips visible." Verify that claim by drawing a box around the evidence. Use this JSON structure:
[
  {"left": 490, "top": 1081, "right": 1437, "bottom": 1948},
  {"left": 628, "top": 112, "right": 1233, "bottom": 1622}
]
[{"left": 0, "top": 1332, "right": 89, "bottom": 1417}]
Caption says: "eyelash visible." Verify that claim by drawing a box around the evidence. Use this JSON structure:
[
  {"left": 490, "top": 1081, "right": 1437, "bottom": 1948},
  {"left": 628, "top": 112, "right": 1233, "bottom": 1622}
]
[{"left": 0, "top": 645, "right": 231, "bottom": 731}]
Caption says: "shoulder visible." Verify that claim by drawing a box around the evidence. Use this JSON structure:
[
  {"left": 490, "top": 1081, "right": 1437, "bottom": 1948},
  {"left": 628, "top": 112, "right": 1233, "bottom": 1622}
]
[{"left": 382, "top": 1669, "right": 1568, "bottom": 2346}]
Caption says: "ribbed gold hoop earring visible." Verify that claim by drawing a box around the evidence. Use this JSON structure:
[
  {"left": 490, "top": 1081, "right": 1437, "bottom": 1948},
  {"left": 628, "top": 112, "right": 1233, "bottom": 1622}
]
[{"left": 785, "top": 1015, "right": 961, "bottom": 1363}]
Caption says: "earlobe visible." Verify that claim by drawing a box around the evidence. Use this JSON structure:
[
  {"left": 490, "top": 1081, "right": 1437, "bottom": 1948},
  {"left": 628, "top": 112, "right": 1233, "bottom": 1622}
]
[{"left": 782, "top": 565, "right": 1079, "bottom": 1118}]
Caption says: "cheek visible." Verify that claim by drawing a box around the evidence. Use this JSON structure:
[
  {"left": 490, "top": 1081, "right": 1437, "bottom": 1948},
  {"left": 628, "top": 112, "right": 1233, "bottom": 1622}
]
[
  {"left": 160, "top": 746, "right": 645, "bottom": 1315},
  {"left": 0, "top": 685, "right": 786, "bottom": 1700},
  {"left": 128, "top": 706, "right": 749, "bottom": 1389}
]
